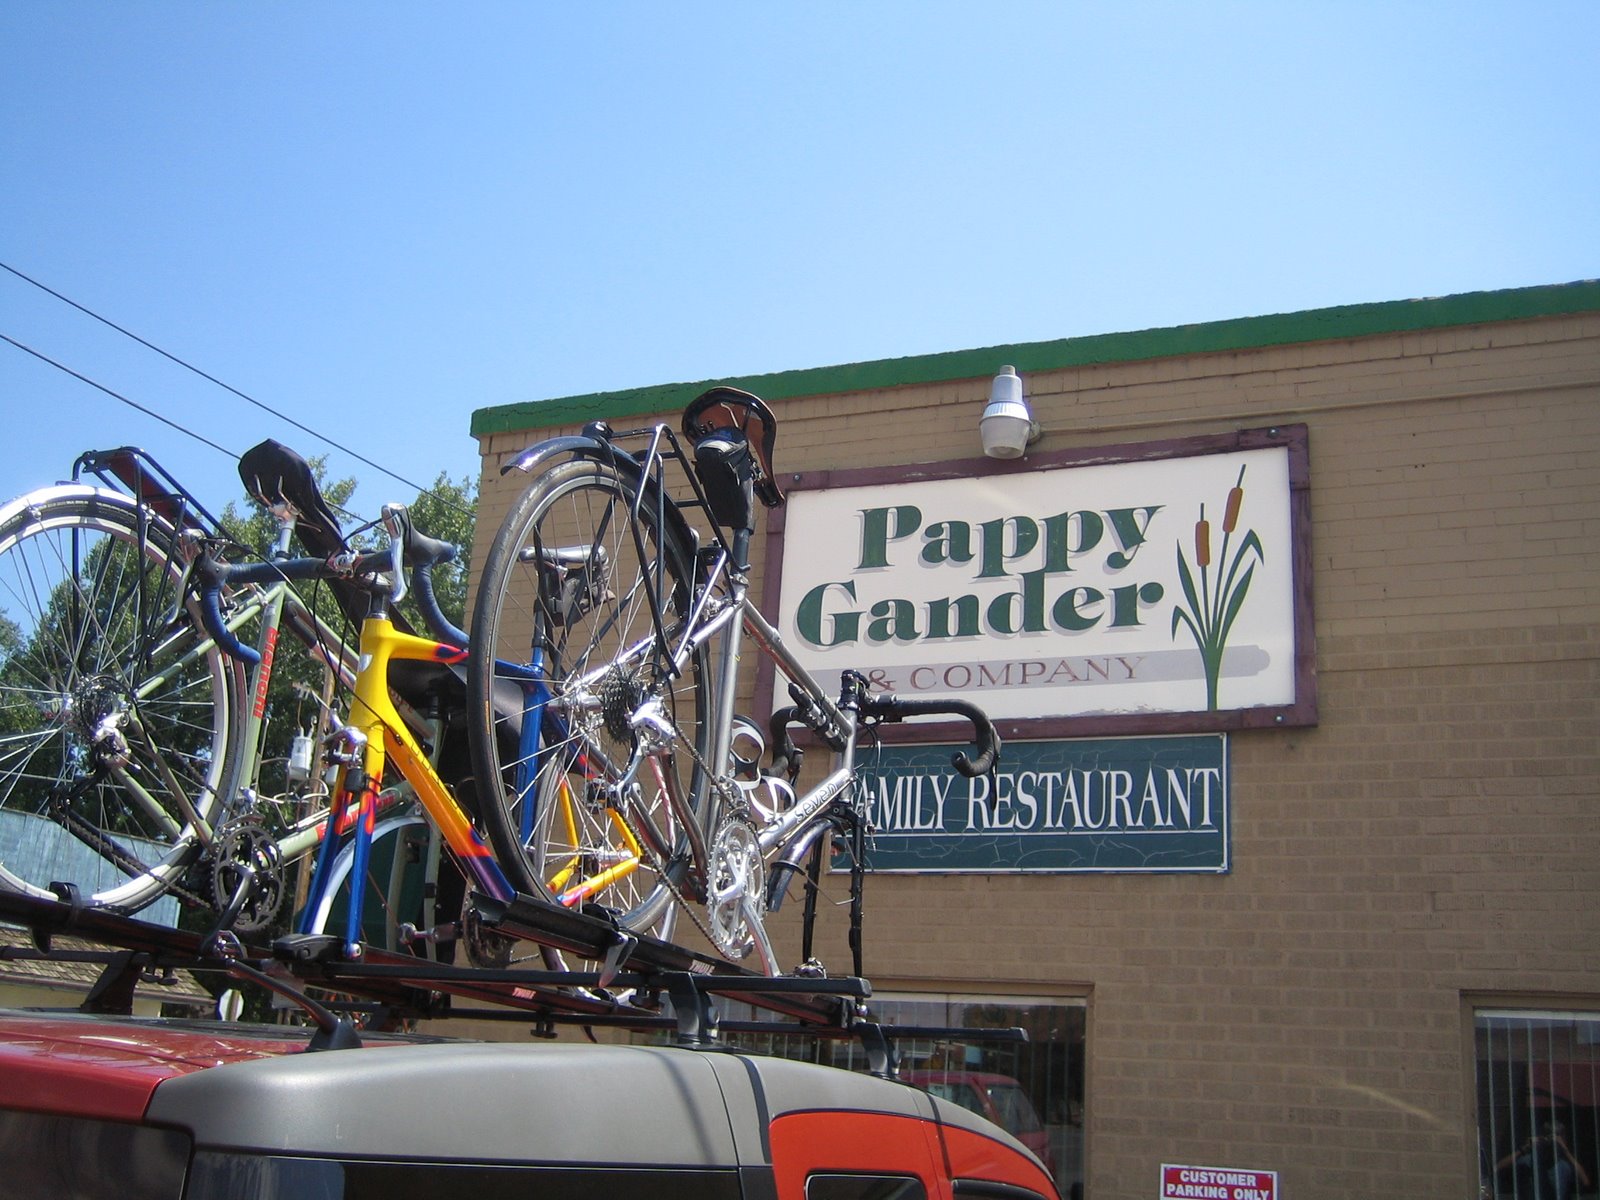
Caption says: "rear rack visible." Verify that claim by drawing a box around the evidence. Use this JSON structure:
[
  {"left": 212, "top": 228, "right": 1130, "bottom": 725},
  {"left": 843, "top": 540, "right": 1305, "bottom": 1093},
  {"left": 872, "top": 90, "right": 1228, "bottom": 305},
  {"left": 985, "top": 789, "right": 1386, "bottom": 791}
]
[{"left": 72, "top": 445, "right": 232, "bottom": 542}]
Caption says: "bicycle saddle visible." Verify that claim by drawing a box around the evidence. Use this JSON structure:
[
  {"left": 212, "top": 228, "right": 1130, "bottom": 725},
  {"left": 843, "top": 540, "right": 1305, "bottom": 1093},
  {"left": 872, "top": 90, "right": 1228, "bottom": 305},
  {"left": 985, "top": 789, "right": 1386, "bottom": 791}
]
[
  {"left": 681, "top": 386, "right": 784, "bottom": 508},
  {"left": 237, "top": 439, "right": 350, "bottom": 558}
]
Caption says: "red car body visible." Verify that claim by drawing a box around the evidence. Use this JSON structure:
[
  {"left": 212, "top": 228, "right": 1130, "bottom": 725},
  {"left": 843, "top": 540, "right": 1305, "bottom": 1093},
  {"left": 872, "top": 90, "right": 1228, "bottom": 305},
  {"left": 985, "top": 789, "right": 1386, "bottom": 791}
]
[{"left": 1, "top": 1008, "right": 1058, "bottom": 1200}]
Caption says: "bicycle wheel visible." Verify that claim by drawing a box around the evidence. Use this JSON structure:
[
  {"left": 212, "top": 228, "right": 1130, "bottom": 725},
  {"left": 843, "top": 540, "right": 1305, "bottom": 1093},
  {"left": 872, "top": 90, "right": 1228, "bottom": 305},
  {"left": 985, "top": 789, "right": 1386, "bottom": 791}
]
[
  {"left": 468, "top": 457, "right": 709, "bottom": 954},
  {"left": 0, "top": 487, "right": 241, "bottom": 912}
]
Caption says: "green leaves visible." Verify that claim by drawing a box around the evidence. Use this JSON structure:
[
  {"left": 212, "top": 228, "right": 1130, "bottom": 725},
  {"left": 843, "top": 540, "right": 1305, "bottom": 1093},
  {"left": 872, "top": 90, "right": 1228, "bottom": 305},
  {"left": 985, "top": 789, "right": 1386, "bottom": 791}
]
[{"left": 1170, "top": 469, "right": 1263, "bottom": 710}]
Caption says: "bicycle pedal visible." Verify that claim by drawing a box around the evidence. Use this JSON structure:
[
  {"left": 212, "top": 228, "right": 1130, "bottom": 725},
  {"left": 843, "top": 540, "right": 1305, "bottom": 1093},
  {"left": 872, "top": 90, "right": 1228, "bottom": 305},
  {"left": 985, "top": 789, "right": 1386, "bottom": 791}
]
[{"left": 398, "top": 922, "right": 458, "bottom": 946}]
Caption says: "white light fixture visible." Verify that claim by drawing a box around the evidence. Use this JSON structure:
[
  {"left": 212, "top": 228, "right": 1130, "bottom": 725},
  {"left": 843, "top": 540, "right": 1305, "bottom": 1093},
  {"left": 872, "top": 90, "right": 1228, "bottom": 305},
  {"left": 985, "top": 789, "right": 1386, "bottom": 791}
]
[{"left": 980, "top": 365, "right": 1040, "bottom": 459}]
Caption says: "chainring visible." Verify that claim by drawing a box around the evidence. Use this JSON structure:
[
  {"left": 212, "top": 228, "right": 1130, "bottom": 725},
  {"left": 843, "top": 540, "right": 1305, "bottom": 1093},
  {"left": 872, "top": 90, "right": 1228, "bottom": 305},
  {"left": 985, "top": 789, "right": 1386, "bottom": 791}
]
[
  {"left": 210, "top": 817, "right": 286, "bottom": 937},
  {"left": 460, "top": 892, "right": 516, "bottom": 970},
  {"left": 706, "top": 816, "right": 765, "bottom": 960}
]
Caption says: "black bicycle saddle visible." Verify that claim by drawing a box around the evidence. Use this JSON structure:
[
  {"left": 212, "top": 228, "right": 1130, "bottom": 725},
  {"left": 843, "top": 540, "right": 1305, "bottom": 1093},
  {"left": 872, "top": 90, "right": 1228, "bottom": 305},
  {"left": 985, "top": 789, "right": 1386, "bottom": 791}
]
[
  {"left": 237, "top": 437, "right": 427, "bottom": 639},
  {"left": 237, "top": 439, "right": 350, "bottom": 559},
  {"left": 681, "top": 386, "right": 784, "bottom": 508}
]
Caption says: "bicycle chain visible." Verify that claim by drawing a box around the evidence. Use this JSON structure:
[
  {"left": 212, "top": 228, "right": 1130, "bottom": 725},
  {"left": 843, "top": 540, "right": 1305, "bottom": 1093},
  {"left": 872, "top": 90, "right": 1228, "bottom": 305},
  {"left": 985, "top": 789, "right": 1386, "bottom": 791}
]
[
  {"left": 47, "top": 796, "right": 213, "bottom": 912},
  {"left": 614, "top": 717, "right": 762, "bottom": 963}
]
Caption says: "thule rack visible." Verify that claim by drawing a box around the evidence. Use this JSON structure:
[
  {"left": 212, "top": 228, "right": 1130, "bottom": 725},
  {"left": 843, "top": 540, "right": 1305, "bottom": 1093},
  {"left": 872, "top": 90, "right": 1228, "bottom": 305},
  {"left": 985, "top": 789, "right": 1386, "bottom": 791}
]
[
  {"left": 0, "top": 889, "right": 1025, "bottom": 1072},
  {"left": 0, "top": 889, "right": 869, "bottom": 1035},
  {"left": 267, "top": 929, "right": 868, "bottom": 1031}
]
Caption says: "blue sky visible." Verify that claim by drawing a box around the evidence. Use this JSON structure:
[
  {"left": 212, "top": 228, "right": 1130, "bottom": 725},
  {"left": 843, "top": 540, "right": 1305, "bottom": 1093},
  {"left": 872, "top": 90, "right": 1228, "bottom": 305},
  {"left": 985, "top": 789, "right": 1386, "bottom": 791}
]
[{"left": 2, "top": 3, "right": 1596, "bottom": 526}]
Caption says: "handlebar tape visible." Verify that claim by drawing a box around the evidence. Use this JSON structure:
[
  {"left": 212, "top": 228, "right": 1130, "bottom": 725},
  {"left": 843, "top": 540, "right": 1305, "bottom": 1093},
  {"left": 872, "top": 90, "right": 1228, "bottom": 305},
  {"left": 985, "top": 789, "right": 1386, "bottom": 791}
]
[
  {"left": 387, "top": 504, "right": 468, "bottom": 648},
  {"left": 193, "top": 560, "right": 262, "bottom": 667},
  {"left": 863, "top": 695, "right": 1001, "bottom": 778},
  {"left": 765, "top": 694, "right": 1001, "bottom": 779}
]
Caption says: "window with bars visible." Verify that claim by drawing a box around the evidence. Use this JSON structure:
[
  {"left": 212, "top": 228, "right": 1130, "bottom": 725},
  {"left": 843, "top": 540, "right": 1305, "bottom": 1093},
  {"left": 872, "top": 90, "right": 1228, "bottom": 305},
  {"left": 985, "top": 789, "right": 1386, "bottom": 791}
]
[{"left": 1475, "top": 1009, "right": 1600, "bottom": 1200}]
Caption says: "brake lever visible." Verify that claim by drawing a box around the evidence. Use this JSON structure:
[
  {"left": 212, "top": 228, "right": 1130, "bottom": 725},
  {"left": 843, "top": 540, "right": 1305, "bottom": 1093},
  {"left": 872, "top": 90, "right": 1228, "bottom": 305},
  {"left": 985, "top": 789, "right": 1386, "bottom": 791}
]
[{"left": 381, "top": 503, "right": 409, "bottom": 605}]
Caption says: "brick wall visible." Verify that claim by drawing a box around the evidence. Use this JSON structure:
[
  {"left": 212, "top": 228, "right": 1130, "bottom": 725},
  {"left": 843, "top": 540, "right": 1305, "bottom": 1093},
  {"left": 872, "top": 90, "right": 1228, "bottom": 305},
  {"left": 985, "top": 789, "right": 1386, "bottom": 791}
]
[{"left": 472, "top": 306, "right": 1600, "bottom": 1199}]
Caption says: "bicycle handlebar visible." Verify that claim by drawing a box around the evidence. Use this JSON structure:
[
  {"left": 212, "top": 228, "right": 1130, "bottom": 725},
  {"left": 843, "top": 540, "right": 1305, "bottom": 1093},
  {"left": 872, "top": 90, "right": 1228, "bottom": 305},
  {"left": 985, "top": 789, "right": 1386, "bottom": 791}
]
[
  {"left": 382, "top": 504, "right": 469, "bottom": 648},
  {"left": 190, "top": 503, "right": 466, "bottom": 666},
  {"left": 766, "top": 690, "right": 1001, "bottom": 780},
  {"left": 861, "top": 694, "right": 1001, "bottom": 778}
]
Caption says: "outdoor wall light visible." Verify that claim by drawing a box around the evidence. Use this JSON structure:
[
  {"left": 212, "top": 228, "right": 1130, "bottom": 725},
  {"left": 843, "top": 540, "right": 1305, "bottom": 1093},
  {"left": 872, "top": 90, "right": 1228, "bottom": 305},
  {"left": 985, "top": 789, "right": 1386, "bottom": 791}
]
[{"left": 980, "top": 365, "right": 1041, "bottom": 459}]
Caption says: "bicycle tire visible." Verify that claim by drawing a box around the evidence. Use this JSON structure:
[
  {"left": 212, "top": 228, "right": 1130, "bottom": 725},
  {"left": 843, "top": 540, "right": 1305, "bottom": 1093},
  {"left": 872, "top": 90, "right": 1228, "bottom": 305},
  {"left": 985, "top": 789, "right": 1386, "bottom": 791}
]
[
  {"left": 0, "top": 487, "right": 242, "bottom": 912},
  {"left": 467, "top": 457, "right": 709, "bottom": 957}
]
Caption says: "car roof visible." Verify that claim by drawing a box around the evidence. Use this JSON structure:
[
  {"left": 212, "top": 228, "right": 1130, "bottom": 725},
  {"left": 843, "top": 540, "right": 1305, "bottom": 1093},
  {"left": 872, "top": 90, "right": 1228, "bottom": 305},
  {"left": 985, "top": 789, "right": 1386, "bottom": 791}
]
[
  {"left": 0, "top": 1008, "right": 1029, "bottom": 1169},
  {"left": 0, "top": 1008, "right": 439, "bottom": 1122},
  {"left": 150, "top": 1040, "right": 1038, "bottom": 1170}
]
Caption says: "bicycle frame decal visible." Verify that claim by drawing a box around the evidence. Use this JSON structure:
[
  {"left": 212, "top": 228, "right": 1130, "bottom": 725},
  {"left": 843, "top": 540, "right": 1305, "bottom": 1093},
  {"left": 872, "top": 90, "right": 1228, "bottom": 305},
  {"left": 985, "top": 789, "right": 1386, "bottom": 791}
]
[{"left": 250, "top": 625, "right": 278, "bottom": 720}]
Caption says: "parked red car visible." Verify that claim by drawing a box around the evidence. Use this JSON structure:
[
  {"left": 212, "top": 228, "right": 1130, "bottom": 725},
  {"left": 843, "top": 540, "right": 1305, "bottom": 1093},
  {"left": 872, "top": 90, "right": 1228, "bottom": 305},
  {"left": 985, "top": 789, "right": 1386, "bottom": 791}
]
[
  {"left": 2, "top": 1008, "right": 1057, "bottom": 1200},
  {"left": 902, "top": 1068, "right": 1057, "bottom": 1177}
]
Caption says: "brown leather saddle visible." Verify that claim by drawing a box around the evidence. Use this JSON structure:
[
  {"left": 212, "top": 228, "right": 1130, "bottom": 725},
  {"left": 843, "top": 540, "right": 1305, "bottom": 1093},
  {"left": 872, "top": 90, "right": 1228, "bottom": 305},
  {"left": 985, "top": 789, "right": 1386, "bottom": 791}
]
[{"left": 681, "top": 386, "right": 784, "bottom": 509}]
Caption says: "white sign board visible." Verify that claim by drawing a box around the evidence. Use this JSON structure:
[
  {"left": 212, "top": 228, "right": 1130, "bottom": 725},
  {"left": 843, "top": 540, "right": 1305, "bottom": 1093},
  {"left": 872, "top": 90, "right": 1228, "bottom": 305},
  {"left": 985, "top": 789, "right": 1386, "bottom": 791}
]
[{"left": 777, "top": 433, "right": 1304, "bottom": 726}]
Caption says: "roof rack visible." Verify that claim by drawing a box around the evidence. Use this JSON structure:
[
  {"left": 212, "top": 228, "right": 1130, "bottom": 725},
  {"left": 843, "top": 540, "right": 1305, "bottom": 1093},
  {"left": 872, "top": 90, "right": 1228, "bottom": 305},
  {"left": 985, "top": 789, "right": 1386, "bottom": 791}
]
[{"left": 0, "top": 889, "right": 1024, "bottom": 1070}]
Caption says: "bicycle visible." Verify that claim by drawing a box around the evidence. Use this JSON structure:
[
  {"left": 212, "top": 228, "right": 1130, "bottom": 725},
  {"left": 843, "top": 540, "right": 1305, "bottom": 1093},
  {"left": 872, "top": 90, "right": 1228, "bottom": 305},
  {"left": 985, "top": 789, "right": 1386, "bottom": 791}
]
[
  {"left": 0, "top": 443, "right": 463, "bottom": 954},
  {"left": 185, "top": 442, "right": 524, "bottom": 962},
  {"left": 467, "top": 386, "right": 999, "bottom": 978}
]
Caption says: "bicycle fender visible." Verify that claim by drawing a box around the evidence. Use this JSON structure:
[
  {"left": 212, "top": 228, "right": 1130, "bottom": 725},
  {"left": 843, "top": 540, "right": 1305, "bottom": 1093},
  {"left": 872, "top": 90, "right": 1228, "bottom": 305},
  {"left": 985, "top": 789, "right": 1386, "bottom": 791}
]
[
  {"left": 501, "top": 431, "right": 702, "bottom": 555},
  {"left": 0, "top": 482, "right": 131, "bottom": 529},
  {"left": 500, "top": 433, "right": 632, "bottom": 478}
]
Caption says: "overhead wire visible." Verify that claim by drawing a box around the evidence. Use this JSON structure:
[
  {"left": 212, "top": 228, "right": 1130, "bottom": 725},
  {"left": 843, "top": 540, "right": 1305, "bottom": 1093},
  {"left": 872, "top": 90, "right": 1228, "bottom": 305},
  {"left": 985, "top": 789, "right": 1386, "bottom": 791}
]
[
  {"left": 0, "top": 260, "right": 470, "bottom": 519},
  {"left": 1, "top": 332, "right": 238, "bottom": 460}
]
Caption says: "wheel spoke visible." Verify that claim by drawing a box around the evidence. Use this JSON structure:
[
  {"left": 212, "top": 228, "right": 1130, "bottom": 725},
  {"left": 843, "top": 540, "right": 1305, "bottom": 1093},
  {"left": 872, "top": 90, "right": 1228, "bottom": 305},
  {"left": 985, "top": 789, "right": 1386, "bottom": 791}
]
[
  {"left": 0, "top": 491, "right": 235, "bottom": 911},
  {"left": 468, "top": 461, "right": 709, "bottom": 971}
]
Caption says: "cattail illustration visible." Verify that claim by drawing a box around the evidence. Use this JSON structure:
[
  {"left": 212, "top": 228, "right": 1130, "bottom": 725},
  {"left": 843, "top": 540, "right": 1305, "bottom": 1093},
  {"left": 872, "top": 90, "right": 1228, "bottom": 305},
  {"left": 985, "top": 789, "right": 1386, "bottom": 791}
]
[
  {"left": 1223, "top": 467, "right": 1245, "bottom": 532},
  {"left": 1172, "top": 463, "right": 1264, "bottom": 710}
]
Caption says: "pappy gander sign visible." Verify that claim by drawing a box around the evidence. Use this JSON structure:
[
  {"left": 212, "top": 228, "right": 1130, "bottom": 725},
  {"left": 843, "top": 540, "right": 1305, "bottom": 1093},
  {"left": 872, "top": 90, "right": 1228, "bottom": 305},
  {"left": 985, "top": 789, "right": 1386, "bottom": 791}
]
[{"left": 776, "top": 430, "right": 1308, "bottom": 729}]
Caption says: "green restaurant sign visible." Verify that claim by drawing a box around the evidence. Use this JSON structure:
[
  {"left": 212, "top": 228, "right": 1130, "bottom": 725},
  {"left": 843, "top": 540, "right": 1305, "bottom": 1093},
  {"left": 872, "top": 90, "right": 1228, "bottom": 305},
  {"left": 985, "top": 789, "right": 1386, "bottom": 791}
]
[{"left": 841, "top": 735, "right": 1229, "bottom": 873}]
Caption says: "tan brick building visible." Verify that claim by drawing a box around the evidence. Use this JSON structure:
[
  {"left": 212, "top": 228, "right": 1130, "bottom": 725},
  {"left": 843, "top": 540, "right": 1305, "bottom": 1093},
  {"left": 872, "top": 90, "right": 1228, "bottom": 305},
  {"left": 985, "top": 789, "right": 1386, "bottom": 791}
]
[{"left": 471, "top": 281, "right": 1600, "bottom": 1200}]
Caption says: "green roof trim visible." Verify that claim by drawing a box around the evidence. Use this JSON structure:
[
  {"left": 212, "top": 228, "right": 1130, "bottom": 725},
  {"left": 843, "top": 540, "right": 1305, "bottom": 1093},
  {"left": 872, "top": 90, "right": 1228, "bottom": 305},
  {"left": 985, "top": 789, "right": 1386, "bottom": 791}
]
[{"left": 471, "top": 279, "right": 1600, "bottom": 437}]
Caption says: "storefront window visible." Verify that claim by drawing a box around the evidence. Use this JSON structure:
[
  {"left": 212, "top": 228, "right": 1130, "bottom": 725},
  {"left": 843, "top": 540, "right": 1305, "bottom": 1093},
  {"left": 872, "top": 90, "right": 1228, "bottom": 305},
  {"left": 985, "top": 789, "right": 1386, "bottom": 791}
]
[{"left": 1475, "top": 1009, "right": 1600, "bottom": 1199}]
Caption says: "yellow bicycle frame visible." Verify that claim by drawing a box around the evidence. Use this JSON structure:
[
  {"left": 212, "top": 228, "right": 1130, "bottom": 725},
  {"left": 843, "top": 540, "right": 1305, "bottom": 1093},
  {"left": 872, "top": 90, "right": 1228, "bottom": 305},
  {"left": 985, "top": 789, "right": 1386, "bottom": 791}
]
[
  {"left": 547, "top": 775, "right": 646, "bottom": 907},
  {"left": 303, "top": 616, "right": 513, "bottom": 954}
]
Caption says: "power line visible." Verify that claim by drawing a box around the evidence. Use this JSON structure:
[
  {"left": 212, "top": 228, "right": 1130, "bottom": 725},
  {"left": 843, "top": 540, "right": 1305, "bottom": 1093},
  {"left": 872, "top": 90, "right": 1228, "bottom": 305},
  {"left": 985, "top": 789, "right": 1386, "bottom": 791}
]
[
  {"left": 1, "top": 333, "right": 237, "bottom": 460},
  {"left": 0, "top": 260, "right": 466, "bottom": 515}
]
